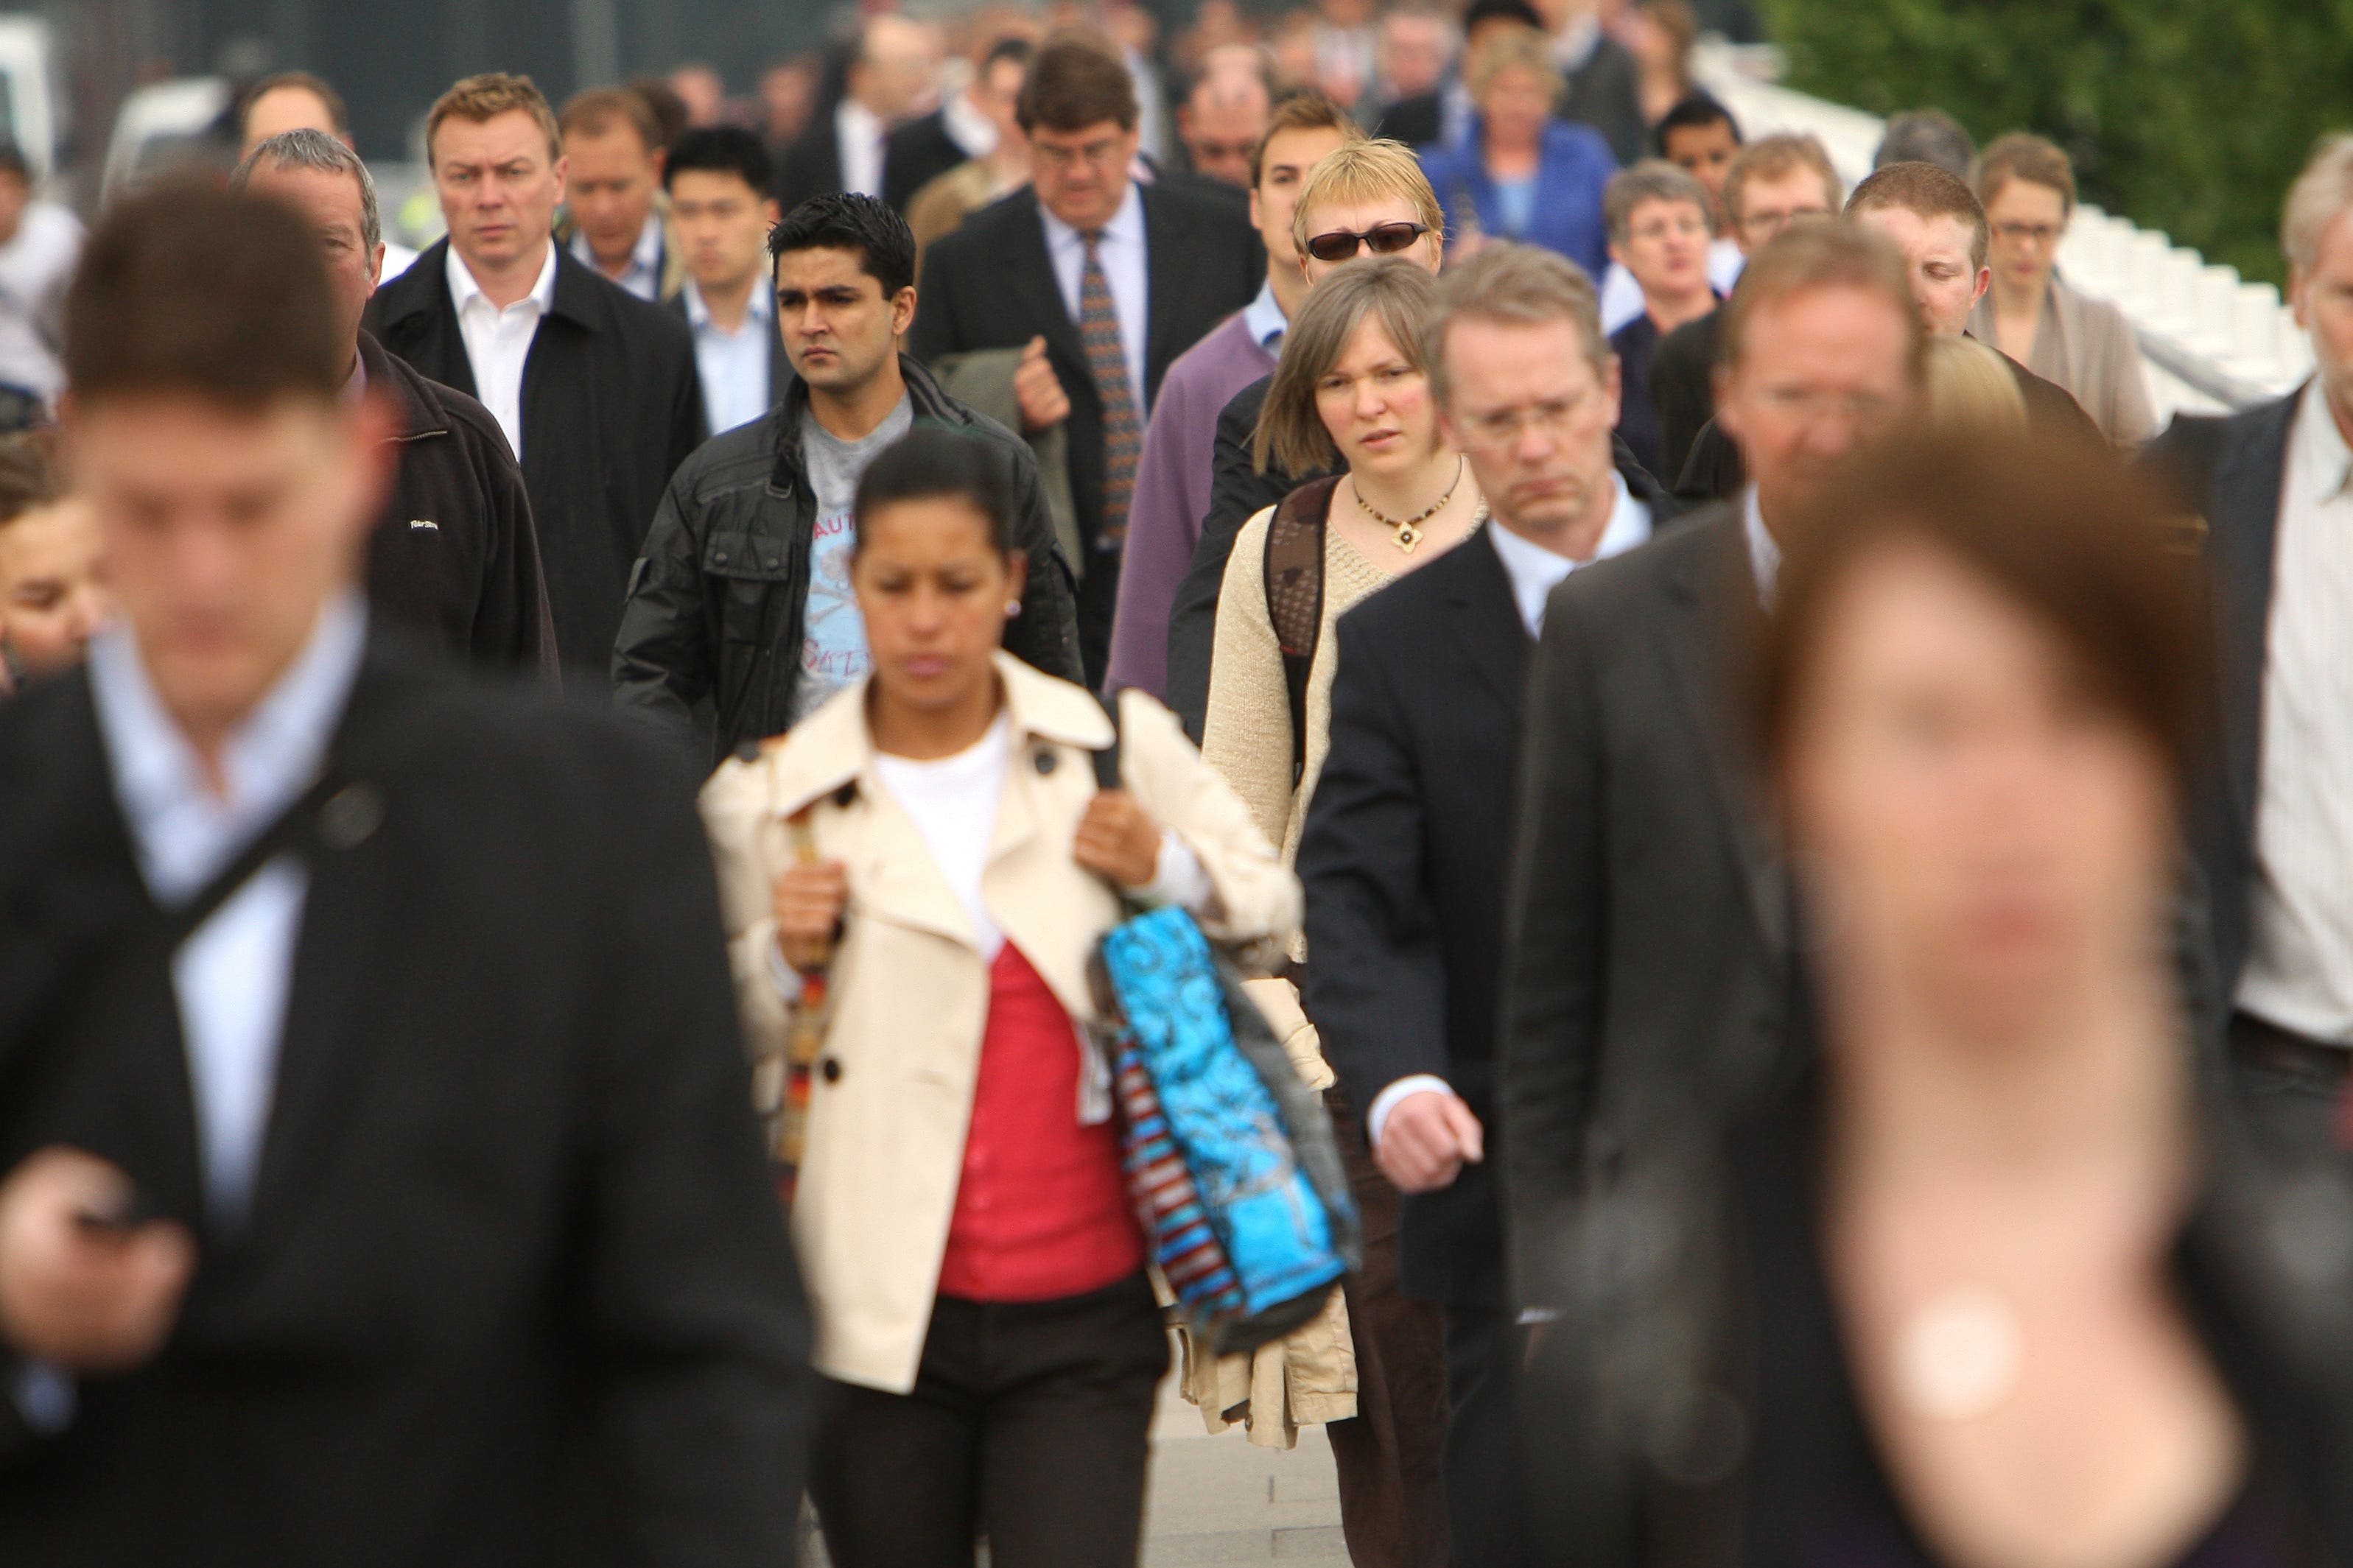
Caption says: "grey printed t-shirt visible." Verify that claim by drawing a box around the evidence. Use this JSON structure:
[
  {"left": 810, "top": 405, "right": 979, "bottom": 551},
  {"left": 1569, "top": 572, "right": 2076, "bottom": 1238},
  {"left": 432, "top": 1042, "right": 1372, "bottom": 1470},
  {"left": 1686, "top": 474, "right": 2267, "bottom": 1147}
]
[{"left": 791, "top": 393, "right": 914, "bottom": 724}]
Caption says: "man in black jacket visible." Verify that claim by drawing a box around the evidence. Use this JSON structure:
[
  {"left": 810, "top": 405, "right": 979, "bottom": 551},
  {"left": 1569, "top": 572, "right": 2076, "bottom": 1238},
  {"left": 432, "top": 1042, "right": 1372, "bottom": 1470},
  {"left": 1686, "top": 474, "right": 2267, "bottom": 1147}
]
[
  {"left": 1303, "top": 245, "right": 1677, "bottom": 1568},
  {"left": 236, "top": 129, "right": 556, "bottom": 675},
  {"left": 615, "top": 194, "right": 1081, "bottom": 762},
  {"left": 911, "top": 33, "right": 1262, "bottom": 679},
  {"left": 365, "top": 73, "right": 705, "bottom": 675},
  {"left": 0, "top": 183, "right": 807, "bottom": 1565}
]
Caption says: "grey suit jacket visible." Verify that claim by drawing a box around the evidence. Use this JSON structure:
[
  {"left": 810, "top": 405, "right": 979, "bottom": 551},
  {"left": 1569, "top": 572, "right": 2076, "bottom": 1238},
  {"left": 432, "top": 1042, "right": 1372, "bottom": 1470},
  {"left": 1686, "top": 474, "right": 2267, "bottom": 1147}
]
[{"left": 1498, "top": 505, "right": 1791, "bottom": 1312}]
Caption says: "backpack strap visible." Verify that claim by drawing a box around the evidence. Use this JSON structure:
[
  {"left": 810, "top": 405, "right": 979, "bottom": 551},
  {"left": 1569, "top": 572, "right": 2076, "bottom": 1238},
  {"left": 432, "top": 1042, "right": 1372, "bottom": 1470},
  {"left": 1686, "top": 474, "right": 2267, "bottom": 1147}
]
[{"left": 1261, "top": 476, "right": 1344, "bottom": 789}]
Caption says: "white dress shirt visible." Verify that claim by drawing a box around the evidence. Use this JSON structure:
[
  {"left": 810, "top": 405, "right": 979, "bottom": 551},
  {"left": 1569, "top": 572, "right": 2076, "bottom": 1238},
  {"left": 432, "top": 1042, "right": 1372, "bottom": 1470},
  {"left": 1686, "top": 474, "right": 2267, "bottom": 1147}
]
[
  {"left": 0, "top": 200, "right": 82, "bottom": 400},
  {"left": 1743, "top": 485, "right": 1781, "bottom": 608},
  {"left": 379, "top": 239, "right": 419, "bottom": 282},
  {"left": 87, "top": 593, "right": 370, "bottom": 1226},
  {"left": 569, "top": 209, "right": 664, "bottom": 301},
  {"left": 684, "top": 278, "right": 776, "bottom": 436},
  {"left": 835, "top": 98, "right": 888, "bottom": 199},
  {"left": 1241, "top": 279, "right": 1288, "bottom": 354},
  {"left": 1040, "top": 182, "right": 1151, "bottom": 418},
  {"left": 1597, "top": 239, "right": 1744, "bottom": 336},
  {"left": 1364, "top": 479, "right": 1653, "bottom": 1148},
  {"left": 2237, "top": 377, "right": 2353, "bottom": 1044},
  {"left": 941, "top": 88, "right": 999, "bottom": 160},
  {"left": 447, "top": 241, "right": 558, "bottom": 460}
]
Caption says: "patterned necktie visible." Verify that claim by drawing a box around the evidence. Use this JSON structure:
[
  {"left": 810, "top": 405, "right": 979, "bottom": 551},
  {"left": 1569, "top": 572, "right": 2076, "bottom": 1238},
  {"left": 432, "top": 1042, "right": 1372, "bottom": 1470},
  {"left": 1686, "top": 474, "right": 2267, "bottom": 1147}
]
[{"left": 1078, "top": 231, "right": 1142, "bottom": 548}]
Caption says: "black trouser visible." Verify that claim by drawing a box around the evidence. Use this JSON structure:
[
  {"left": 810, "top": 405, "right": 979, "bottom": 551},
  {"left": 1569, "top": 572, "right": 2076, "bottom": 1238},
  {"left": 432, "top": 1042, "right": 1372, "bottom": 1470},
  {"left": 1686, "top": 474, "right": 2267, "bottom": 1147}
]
[
  {"left": 1440, "top": 1304, "right": 1536, "bottom": 1568},
  {"left": 2228, "top": 1009, "right": 2349, "bottom": 1155},
  {"left": 809, "top": 1272, "right": 1168, "bottom": 1568}
]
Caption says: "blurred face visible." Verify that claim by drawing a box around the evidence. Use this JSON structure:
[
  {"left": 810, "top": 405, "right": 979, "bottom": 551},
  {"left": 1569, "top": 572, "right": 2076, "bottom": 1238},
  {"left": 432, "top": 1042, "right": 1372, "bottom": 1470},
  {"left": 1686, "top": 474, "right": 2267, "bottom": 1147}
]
[
  {"left": 1381, "top": 15, "right": 1451, "bottom": 98},
  {"left": 1730, "top": 166, "right": 1836, "bottom": 255},
  {"left": 2291, "top": 208, "right": 2353, "bottom": 412},
  {"left": 761, "top": 63, "right": 817, "bottom": 144},
  {"left": 432, "top": 110, "right": 566, "bottom": 274},
  {"left": 776, "top": 246, "right": 913, "bottom": 394},
  {"left": 563, "top": 122, "right": 662, "bottom": 273},
  {"left": 672, "top": 66, "right": 725, "bottom": 127},
  {"left": 852, "top": 497, "right": 1024, "bottom": 715},
  {"left": 1439, "top": 315, "right": 1621, "bottom": 544},
  {"left": 972, "top": 57, "right": 1027, "bottom": 144},
  {"left": 1784, "top": 541, "right": 2173, "bottom": 1033},
  {"left": 1299, "top": 194, "right": 1441, "bottom": 284},
  {"left": 1985, "top": 177, "right": 2067, "bottom": 298},
  {"left": 850, "top": 23, "right": 942, "bottom": 122},
  {"left": 240, "top": 84, "right": 339, "bottom": 158},
  {"left": 1479, "top": 66, "right": 1553, "bottom": 147},
  {"left": 242, "top": 160, "right": 381, "bottom": 365},
  {"left": 66, "top": 393, "right": 392, "bottom": 747},
  {"left": 1662, "top": 119, "right": 1738, "bottom": 219},
  {"left": 0, "top": 500, "right": 109, "bottom": 679},
  {"left": 670, "top": 169, "right": 777, "bottom": 296},
  {"left": 1610, "top": 195, "right": 1711, "bottom": 304},
  {"left": 1854, "top": 205, "right": 1988, "bottom": 337},
  {"left": 1315, "top": 314, "right": 1437, "bottom": 481},
  {"left": 1030, "top": 119, "right": 1140, "bottom": 233},
  {"left": 1715, "top": 285, "right": 1916, "bottom": 527},
  {"left": 1179, "top": 84, "right": 1272, "bottom": 188},
  {"left": 1251, "top": 124, "right": 1351, "bottom": 272}
]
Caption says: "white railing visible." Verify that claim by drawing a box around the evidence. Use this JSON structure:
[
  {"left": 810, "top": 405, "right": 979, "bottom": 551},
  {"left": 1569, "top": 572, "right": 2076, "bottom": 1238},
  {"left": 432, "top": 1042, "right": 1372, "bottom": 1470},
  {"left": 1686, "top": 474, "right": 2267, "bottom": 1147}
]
[{"left": 1693, "top": 43, "right": 2306, "bottom": 418}]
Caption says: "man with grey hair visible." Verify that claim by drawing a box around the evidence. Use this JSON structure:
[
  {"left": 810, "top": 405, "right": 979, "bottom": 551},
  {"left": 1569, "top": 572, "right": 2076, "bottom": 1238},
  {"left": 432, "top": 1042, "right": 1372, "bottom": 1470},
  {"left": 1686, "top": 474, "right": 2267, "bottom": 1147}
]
[
  {"left": 235, "top": 129, "right": 554, "bottom": 673},
  {"left": 1299, "top": 242, "right": 1676, "bottom": 1568},
  {"left": 2152, "top": 133, "right": 2353, "bottom": 1148},
  {"left": 1601, "top": 159, "right": 1721, "bottom": 476}
]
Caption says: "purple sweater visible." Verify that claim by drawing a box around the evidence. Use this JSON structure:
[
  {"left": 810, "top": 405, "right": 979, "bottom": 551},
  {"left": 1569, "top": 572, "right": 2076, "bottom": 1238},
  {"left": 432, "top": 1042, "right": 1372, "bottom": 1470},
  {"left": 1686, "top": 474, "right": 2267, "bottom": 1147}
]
[{"left": 1104, "top": 309, "right": 1278, "bottom": 699}]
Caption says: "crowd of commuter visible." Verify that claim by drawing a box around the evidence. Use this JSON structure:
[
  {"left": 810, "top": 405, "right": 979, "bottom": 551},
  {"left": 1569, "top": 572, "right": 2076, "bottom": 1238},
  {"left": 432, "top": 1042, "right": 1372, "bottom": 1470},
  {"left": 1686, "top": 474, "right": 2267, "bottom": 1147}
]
[{"left": 3, "top": 1, "right": 2353, "bottom": 1564}]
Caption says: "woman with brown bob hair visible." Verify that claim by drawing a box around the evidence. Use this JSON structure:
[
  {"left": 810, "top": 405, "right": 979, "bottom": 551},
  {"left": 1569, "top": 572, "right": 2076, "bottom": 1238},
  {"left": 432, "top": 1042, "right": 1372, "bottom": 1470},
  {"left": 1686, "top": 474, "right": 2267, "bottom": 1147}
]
[{"left": 1521, "top": 431, "right": 2353, "bottom": 1567}]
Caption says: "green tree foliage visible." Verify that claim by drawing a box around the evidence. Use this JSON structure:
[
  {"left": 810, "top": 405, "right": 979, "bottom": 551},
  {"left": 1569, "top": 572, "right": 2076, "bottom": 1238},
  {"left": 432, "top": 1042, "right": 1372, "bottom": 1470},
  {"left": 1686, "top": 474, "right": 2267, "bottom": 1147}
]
[{"left": 1759, "top": 0, "right": 2353, "bottom": 284}]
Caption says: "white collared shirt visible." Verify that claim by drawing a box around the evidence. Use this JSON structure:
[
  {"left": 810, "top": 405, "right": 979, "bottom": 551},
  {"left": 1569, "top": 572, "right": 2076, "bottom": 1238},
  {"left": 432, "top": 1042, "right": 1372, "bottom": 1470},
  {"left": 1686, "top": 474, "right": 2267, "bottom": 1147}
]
[
  {"left": 1743, "top": 485, "right": 1781, "bottom": 608},
  {"left": 1365, "top": 475, "right": 1652, "bottom": 1148},
  {"left": 1241, "top": 279, "right": 1288, "bottom": 354},
  {"left": 684, "top": 278, "right": 776, "bottom": 436},
  {"left": 836, "top": 98, "right": 888, "bottom": 199},
  {"left": 1039, "top": 182, "right": 1151, "bottom": 418},
  {"left": 569, "top": 208, "right": 663, "bottom": 302},
  {"left": 447, "top": 241, "right": 558, "bottom": 460},
  {"left": 87, "top": 594, "right": 370, "bottom": 1226},
  {"left": 941, "top": 88, "right": 999, "bottom": 160},
  {"left": 2237, "top": 376, "right": 2353, "bottom": 1044}
]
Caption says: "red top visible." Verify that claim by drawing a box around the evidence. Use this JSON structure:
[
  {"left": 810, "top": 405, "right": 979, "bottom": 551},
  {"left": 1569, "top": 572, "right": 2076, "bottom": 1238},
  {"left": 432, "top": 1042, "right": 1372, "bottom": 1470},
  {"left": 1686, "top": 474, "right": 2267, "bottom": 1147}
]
[{"left": 936, "top": 943, "right": 1143, "bottom": 1302}]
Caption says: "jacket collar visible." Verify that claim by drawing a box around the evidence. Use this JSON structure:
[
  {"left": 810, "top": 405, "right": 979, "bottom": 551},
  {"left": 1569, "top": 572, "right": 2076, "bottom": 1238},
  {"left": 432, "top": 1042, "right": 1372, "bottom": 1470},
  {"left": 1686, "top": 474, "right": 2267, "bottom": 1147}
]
[
  {"left": 355, "top": 331, "right": 445, "bottom": 443},
  {"left": 768, "top": 353, "right": 973, "bottom": 487},
  {"left": 372, "top": 236, "right": 609, "bottom": 335},
  {"left": 757, "top": 653, "right": 1110, "bottom": 819}
]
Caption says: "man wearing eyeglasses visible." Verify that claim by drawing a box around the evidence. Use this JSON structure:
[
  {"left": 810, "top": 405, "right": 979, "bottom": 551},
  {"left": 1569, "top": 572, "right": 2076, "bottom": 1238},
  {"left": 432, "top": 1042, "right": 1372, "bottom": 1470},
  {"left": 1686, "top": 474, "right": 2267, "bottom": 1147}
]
[
  {"left": 911, "top": 32, "right": 1262, "bottom": 681},
  {"left": 1300, "top": 242, "right": 1674, "bottom": 1568}
]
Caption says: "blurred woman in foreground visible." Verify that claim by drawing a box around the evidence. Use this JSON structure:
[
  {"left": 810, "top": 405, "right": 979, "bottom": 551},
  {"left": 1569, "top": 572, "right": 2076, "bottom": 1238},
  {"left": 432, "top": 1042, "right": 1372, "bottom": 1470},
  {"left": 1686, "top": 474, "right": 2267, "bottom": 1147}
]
[{"left": 1526, "top": 433, "right": 2353, "bottom": 1566}]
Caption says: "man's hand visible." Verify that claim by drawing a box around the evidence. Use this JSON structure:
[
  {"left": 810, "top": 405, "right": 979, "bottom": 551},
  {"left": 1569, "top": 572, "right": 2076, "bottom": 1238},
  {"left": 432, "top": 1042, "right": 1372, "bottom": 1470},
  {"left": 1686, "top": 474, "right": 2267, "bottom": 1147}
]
[
  {"left": 773, "top": 859, "right": 850, "bottom": 974},
  {"left": 1014, "top": 335, "right": 1071, "bottom": 433},
  {"left": 1074, "top": 790, "right": 1163, "bottom": 890},
  {"left": 1375, "top": 1089, "right": 1485, "bottom": 1194},
  {"left": 0, "top": 1148, "right": 193, "bottom": 1374}
]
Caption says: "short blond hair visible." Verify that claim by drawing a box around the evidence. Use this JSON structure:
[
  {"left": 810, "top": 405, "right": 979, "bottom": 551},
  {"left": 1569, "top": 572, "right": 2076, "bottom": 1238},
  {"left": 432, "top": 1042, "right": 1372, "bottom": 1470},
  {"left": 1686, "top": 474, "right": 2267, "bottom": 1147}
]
[
  {"left": 1718, "top": 218, "right": 1924, "bottom": 383},
  {"left": 1922, "top": 335, "right": 2026, "bottom": 435},
  {"left": 1425, "top": 242, "right": 1606, "bottom": 409},
  {"left": 1463, "top": 24, "right": 1563, "bottom": 104},
  {"left": 2283, "top": 133, "right": 2353, "bottom": 275},
  {"left": 1254, "top": 258, "right": 1437, "bottom": 474},
  {"left": 427, "top": 72, "right": 561, "bottom": 168},
  {"left": 1292, "top": 140, "right": 1444, "bottom": 259}
]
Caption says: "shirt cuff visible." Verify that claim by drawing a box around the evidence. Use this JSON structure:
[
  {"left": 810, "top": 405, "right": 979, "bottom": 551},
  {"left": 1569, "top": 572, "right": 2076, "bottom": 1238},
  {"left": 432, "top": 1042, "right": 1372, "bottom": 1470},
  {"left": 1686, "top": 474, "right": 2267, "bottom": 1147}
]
[
  {"left": 1367, "top": 1075, "right": 1453, "bottom": 1148},
  {"left": 766, "top": 938, "right": 801, "bottom": 1000},
  {"left": 11, "top": 1360, "right": 72, "bottom": 1435},
  {"left": 1143, "top": 829, "right": 1216, "bottom": 915}
]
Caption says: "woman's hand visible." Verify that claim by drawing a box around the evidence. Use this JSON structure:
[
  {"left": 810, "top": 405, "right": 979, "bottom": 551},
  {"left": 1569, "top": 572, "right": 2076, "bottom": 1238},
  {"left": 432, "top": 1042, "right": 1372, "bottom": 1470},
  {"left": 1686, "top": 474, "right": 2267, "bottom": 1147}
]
[
  {"left": 1074, "top": 790, "right": 1163, "bottom": 890},
  {"left": 773, "top": 859, "right": 849, "bottom": 973}
]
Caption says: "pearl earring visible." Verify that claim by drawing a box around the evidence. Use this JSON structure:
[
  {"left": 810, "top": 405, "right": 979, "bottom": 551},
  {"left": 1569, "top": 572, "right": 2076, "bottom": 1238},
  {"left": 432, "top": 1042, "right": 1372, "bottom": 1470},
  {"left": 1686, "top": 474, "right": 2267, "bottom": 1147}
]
[{"left": 1005, "top": 599, "right": 1023, "bottom": 617}]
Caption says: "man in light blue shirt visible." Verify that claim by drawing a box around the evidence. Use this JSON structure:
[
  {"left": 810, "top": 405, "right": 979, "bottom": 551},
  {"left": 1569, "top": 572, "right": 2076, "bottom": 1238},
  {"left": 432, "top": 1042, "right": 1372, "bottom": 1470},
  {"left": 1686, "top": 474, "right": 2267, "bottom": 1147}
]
[{"left": 664, "top": 127, "right": 786, "bottom": 436}]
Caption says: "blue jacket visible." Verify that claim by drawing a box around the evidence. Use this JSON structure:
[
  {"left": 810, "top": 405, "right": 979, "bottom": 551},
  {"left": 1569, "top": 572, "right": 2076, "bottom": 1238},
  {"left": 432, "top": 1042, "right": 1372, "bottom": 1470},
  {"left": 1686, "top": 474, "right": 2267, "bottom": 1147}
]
[{"left": 1419, "top": 117, "right": 1618, "bottom": 280}]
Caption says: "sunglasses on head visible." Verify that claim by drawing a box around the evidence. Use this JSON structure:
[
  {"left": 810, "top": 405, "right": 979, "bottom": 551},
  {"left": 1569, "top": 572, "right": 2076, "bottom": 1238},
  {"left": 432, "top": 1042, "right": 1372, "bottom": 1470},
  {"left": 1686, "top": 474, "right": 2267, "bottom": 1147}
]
[{"left": 1304, "top": 222, "right": 1432, "bottom": 264}]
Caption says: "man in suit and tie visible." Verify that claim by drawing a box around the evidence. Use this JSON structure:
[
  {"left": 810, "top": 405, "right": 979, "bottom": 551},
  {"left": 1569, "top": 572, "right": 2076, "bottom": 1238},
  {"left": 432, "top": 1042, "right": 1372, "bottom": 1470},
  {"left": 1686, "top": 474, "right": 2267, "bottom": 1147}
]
[
  {"left": 2149, "top": 135, "right": 2353, "bottom": 1147},
  {"left": 1301, "top": 243, "right": 1674, "bottom": 1568},
  {"left": 1500, "top": 222, "right": 1925, "bottom": 1312},
  {"left": 0, "top": 183, "right": 807, "bottom": 1563},
  {"left": 911, "top": 31, "right": 1263, "bottom": 680},
  {"left": 365, "top": 72, "right": 705, "bottom": 676},
  {"left": 662, "top": 127, "right": 788, "bottom": 436},
  {"left": 775, "top": 15, "right": 941, "bottom": 214}
]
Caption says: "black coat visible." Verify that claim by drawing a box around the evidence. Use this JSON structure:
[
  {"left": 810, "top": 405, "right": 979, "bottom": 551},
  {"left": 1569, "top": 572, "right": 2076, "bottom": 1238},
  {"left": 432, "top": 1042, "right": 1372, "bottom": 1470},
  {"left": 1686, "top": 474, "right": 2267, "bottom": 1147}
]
[
  {"left": 1648, "top": 308, "right": 1720, "bottom": 492},
  {"left": 360, "top": 331, "right": 556, "bottom": 675},
  {"left": 611, "top": 354, "right": 1084, "bottom": 764},
  {"left": 0, "top": 631, "right": 810, "bottom": 1564},
  {"left": 774, "top": 113, "right": 847, "bottom": 214},
  {"left": 1301, "top": 493, "right": 1680, "bottom": 1310},
  {"left": 1559, "top": 33, "right": 1649, "bottom": 169},
  {"left": 1163, "top": 373, "right": 1664, "bottom": 739},
  {"left": 910, "top": 181, "right": 1263, "bottom": 671},
  {"left": 881, "top": 109, "right": 971, "bottom": 212},
  {"left": 365, "top": 241, "right": 706, "bottom": 673},
  {"left": 1375, "top": 92, "right": 1444, "bottom": 149}
]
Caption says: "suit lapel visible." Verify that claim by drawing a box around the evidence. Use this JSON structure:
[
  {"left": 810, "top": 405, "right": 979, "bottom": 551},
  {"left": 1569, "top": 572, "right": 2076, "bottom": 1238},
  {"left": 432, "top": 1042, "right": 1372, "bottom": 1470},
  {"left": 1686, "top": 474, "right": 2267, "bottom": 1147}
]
[
  {"left": 1442, "top": 526, "right": 1529, "bottom": 711},
  {"left": 1000, "top": 194, "right": 1089, "bottom": 376},
  {"left": 1138, "top": 184, "right": 1188, "bottom": 401},
  {"left": 1658, "top": 513, "right": 1786, "bottom": 950},
  {"left": 2208, "top": 393, "right": 2296, "bottom": 843}
]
